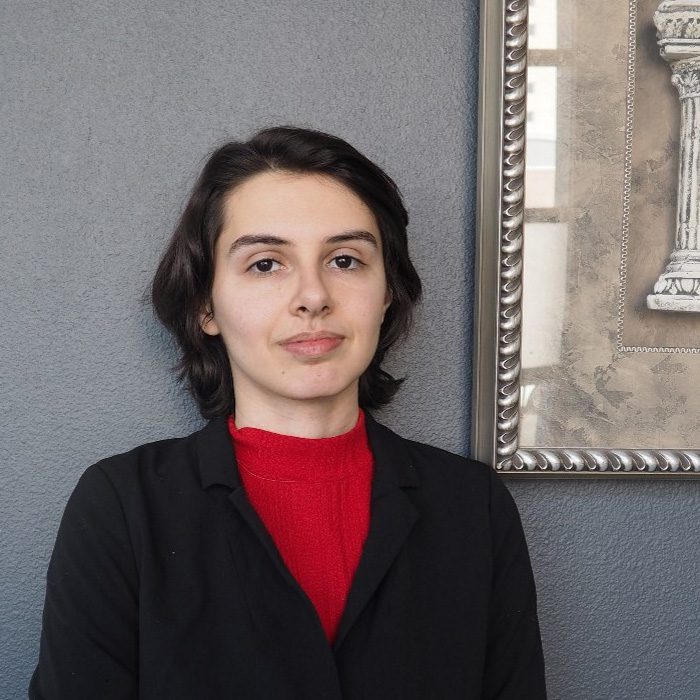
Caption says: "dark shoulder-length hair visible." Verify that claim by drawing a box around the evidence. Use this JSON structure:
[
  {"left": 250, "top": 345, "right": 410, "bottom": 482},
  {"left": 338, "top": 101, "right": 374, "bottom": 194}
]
[{"left": 151, "top": 126, "right": 422, "bottom": 419}]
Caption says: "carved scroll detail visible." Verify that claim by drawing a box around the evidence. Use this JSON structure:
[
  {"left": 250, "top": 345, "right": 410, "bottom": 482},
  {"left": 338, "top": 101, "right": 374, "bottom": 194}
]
[{"left": 496, "top": 0, "right": 528, "bottom": 469}]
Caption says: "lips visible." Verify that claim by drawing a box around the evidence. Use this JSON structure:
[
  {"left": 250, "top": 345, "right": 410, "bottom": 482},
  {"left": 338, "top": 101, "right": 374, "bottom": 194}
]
[{"left": 280, "top": 332, "right": 344, "bottom": 358}]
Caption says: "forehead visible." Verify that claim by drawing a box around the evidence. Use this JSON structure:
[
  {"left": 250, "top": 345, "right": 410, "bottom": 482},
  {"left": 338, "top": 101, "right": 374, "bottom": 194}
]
[{"left": 222, "top": 171, "right": 379, "bottom": 236}]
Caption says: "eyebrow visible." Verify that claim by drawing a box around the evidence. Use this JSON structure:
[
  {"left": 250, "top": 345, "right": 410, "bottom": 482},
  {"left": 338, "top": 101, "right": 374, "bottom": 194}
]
[
  {"left": 326, "top": 230, "right": 378, "bottom": 247},
  {"left": 227, "top": 234, "right": 287, "bottom": 256},
  {"left": 226, "top": 229, "right": 378, "bottom": 256}
]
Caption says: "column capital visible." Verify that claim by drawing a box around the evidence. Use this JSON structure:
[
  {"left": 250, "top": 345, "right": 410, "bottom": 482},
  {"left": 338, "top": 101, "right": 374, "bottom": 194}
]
[
  {"left": 655, "top": 1, "right": 700, "bottom": 61},
  {"left": 671, "top": 57, "right": 700, "bottom": 98}
]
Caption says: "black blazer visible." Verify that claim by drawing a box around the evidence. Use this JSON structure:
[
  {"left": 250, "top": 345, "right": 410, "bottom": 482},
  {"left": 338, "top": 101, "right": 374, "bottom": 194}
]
[{"left": 30, "top": 414, "right": 546, "bottom": 699}]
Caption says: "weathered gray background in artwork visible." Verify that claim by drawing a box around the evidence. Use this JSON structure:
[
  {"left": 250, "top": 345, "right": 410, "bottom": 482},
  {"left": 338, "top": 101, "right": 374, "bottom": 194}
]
[{"left": 2, "top": 1, "right": 699, "bottom": 698}]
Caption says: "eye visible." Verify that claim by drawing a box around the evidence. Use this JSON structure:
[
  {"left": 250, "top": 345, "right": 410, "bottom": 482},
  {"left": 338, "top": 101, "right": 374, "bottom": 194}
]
[
  {"left": 330, "top": 255, "right": 361, "bottom": 270},
  {"left": 249, "top": 258, "right": 281, "bottom": 274}
]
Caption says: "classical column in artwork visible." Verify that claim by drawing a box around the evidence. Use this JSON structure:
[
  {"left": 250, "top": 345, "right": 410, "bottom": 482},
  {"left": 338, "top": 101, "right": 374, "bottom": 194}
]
[{"left": 647, "top": 0, "right": 700, "bottom": 311}]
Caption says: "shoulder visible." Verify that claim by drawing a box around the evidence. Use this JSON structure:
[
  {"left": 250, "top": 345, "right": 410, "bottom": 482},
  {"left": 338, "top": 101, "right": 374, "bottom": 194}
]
[
  {"left": 368, "top": 412, "right": 494, "bottom": 490},
  {"left": 404, "top": 436, "right": 490, "bottom": 479},
  {"left": 56, "top": 421, "right": 226, "bottom": 567},
  {"left": 367, "top": 414, "right": 516, "bottom": 519},
  {"left": 406, "top": 437, "right": 517, "bottom": 517},
  {"left": 78, "top": 436, "right": 194, "bottom": 488},
  {"left": 96, "top": 429, "right": 199, "bottom": 475},
  {"left": 69, "top": 421, "right": 214, "bottom": 515}
]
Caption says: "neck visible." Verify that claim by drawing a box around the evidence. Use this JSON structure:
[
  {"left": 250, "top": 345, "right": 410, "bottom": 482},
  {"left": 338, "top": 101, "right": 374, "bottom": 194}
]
[{"left": 233, "top": 392, "right": 361, "bottom": 439}]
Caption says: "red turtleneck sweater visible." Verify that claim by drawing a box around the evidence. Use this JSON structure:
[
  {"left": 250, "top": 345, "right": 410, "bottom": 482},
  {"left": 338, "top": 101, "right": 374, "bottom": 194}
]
[{"left": 227, "top": 410, "right": 373, "bottom": 644}]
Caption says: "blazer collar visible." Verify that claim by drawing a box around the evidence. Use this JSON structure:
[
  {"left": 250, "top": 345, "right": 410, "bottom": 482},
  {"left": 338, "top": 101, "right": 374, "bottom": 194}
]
[
  {"left": 195, "top": 416, "right": 241, "bottom": 490},
  {"left": 195, "top": 411, "right": 420, "bottom": 491},
  {"left": 364, "top": 411, "right": 420, "bottom": 488}
]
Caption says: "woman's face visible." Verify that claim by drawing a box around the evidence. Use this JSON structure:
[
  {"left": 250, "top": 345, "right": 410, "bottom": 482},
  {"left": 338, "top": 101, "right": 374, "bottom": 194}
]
[{"left": 202, "top": 170, "right": 391, "bottom": 415}]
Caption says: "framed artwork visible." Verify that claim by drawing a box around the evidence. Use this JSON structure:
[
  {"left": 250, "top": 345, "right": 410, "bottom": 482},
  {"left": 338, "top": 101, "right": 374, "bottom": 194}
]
[{"left": 472, "top": 0, "right": 700, "bottom": 476}]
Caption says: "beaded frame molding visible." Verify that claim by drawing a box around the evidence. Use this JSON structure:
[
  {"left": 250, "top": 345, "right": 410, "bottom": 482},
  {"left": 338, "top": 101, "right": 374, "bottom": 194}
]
[{"left": 472, "top": 0, "right": 700, "bottom": 477}]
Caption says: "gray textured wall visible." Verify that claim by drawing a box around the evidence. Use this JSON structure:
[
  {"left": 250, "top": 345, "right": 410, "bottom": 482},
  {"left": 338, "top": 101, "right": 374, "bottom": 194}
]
[{"left": 2, "top": 1, "right": 698, "bottom": 698}]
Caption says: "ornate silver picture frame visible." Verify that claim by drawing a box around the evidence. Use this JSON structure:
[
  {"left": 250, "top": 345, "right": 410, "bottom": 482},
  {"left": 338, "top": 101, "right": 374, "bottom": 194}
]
[{"left": 472, "top": 0, "right": 700, "bottom": 477}]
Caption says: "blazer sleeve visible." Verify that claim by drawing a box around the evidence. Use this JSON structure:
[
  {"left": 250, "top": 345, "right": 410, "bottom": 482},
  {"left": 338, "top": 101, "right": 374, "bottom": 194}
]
[
  {"left": 482, "top": 469, "right": 547, "bottom": 700},
  {"left": 29, "top": 463, "right": 139, "bottom": 700}
]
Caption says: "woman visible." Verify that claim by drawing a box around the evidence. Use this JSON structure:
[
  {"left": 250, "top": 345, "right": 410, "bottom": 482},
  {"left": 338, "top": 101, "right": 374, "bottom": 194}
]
[{"left": 30, "top": 126, "right": 546, "bottom": 699}]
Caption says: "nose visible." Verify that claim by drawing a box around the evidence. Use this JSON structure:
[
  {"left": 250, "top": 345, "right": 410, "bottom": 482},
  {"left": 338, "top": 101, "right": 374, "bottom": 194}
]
[{"left": 290, "top": 265, "right": 332, "bottom": 317}]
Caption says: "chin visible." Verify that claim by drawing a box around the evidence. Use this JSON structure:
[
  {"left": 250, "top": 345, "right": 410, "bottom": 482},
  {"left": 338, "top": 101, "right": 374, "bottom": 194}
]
[{"left": 279, "top": 375, "right": 357, "bottom": 403}]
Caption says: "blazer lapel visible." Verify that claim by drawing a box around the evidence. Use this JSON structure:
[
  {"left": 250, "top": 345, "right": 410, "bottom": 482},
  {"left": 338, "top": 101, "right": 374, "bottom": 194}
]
[
  {"left": 333, "top": 413, "right": 420, "bottom": 651},
  {"left": 195, "top": 417, "right": 313, "bottom": 605},
  {"left": 226, "top": 488, "right": 312, "bottom": 601}
]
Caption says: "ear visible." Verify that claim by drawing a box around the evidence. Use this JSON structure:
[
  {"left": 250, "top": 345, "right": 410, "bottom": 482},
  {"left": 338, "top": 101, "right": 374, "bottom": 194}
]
[
  {"left": 382, "top": 285, "right": 394, "bottom": 321},
  {"left": 382, "top": 287, "right": 393, "bottom": 316},
  {"left": 200, "top": 307, "right": 220, "bottom": 336}
]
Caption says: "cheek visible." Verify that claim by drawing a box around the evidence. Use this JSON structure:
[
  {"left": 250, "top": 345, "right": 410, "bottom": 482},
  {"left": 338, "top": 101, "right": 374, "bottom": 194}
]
[
  {"left": 353, "top": 289, "right": 389, "bottom": 337},
  {"left": 212, "top": 285, "right": 274, "bottom": 342},
  {"left": 363, "top": 280, "right": 390, "bottom": 316}
]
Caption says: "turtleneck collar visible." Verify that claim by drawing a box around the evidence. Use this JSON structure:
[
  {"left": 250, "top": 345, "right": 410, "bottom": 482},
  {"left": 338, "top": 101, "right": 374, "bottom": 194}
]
[{"left": 227, "top": 409, "right": 371, "bottom": 483}]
